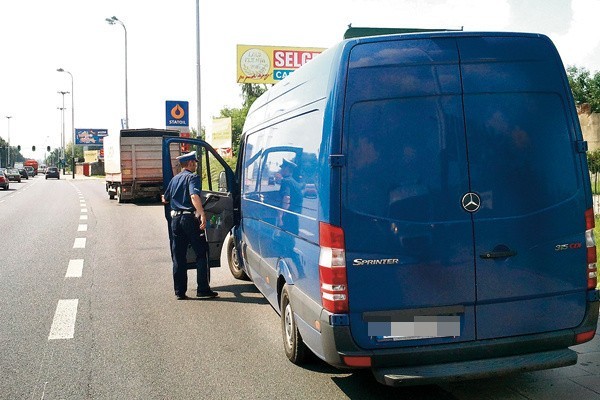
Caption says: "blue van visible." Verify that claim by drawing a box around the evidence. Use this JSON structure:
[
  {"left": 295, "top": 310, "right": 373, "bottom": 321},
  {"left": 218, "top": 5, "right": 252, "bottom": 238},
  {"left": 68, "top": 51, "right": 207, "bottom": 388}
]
[{"left": 163, "top": 32, "right": 599, "bottom": 386}]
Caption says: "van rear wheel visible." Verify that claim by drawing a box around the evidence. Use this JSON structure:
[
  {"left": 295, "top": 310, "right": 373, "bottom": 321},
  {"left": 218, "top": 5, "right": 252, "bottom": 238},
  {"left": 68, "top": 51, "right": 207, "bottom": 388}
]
[{"left": 281, "top": 285, "right": 308, "bottom": 364}]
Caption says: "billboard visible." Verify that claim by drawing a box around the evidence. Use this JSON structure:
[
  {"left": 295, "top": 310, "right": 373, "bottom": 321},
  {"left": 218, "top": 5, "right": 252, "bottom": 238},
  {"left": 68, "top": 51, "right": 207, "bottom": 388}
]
[
  {"left": 75, "top": 129, "right": 108, "bottom": 147},
  {"left": 237, "top": 45, "right": 325, "bottom": 84},
  {"left": 206, "top": 117, "right": 232, "bottom": 149}
]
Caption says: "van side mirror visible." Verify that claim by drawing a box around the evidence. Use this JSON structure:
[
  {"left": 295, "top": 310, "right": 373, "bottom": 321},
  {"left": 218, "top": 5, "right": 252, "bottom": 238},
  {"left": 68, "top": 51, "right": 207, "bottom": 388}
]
[{"left": 218, "top": 171, "right": 227, "bottom": 192}]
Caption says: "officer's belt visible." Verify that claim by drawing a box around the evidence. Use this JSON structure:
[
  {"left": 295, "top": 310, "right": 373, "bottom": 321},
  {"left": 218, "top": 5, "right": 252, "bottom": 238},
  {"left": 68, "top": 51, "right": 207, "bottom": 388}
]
[{"left": 171, "top": 210, "right": 194, "bottom": 217}]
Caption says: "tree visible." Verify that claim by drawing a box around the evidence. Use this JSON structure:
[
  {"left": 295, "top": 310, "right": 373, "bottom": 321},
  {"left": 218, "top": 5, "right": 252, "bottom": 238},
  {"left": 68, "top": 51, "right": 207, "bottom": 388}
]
[
  {"left": 588, "top": 149, "right": 600, "bottom": 194},
  {"left": 567, "top": 66, "right": 600, "bottom": 112}
]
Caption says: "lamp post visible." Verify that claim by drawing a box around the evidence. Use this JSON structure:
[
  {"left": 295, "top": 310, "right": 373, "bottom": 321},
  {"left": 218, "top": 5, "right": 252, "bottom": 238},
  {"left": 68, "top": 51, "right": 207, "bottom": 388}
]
[
  {"left": 57, "top": 68, "right": 75, "bottom": 178},
  {"left": 58, "top": 90, "right": 69, "bottom": 174},
  {"left": 105, "top": 16, "right": 129, "bottom": 129},
  {"left": 5, "top": 116, "right": 12, "bottom": 167}
]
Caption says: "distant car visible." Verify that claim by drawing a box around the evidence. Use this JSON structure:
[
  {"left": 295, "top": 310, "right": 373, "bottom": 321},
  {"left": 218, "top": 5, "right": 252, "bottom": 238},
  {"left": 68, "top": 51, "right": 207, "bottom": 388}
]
[
  {"left": 39, "top": 165, "right": 47, "bottom": 174},
  {"left": 18, "top": 168, "right": 28, "bottom": 180},
  {"left": 5, "top": 168, "right": 21, "bottom": 182},
  {"left": 24, "top": 166, "right": 35, "bottom": 177},
  {"left": 45, "top": 167, "right": 60, "bottom": 179},
  {"left": 0, "top": 169, "right": 9, "bottom": 190},
  {"left": 303, "top": 183, "right": 317, "bottom": 198}
]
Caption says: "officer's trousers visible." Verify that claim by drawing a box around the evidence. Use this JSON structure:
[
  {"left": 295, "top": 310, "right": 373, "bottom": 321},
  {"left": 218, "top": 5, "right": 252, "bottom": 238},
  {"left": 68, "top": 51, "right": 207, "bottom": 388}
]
[{"left": 171, "top": 214, "right": 210, "bottom": 296}]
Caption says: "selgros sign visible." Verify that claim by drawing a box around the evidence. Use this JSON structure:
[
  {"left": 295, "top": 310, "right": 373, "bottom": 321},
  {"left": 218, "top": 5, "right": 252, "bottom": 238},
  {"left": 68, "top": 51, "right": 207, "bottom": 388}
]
[{"left": 236, "top": 45, "right": 325, "bottom": 84}]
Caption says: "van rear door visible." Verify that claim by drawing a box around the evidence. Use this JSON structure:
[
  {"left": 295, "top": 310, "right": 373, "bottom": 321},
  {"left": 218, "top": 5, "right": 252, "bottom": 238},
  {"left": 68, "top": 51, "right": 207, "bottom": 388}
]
[
  {"left": 341, "top": 37, "right": 476, "bottom": 349},
  {"left": 458, "top": 35, "right": 589, "bottom": 339},
  {"left": 341, "top": 34, "right": 589, "bottom": 350}
]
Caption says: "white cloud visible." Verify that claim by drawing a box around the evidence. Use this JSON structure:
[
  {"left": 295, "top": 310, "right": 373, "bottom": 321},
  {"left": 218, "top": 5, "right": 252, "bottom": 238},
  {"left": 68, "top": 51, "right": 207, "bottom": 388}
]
[{"left": 553, "top": 0, "right": 600, "bottom": 70}]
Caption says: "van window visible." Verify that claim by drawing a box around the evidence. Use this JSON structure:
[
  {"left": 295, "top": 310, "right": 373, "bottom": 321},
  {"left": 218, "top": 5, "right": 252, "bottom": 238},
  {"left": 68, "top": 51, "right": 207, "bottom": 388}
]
[
  {"left": 242, "top": 111, "right": 322, "bottom": 216},
  {"left": 345, "top": 96, "right": 467, "bottom": 222}
]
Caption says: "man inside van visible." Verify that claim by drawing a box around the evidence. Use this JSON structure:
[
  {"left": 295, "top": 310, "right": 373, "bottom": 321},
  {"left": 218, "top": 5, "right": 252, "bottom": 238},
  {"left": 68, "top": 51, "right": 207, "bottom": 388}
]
[{"left": 276, "top": 159, "right": 303, "bottom": 233}]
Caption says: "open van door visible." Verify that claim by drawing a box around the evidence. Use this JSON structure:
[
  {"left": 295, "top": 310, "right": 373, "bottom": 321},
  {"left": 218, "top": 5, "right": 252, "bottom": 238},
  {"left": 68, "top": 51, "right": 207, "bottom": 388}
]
[{"left": 162, "top": 137, "right": 237, "bottom": 268}]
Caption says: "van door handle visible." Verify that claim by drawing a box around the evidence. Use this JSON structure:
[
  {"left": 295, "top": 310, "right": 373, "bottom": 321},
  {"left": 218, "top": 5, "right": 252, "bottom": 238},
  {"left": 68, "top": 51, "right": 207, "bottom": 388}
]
[{"left": 480, "top": 249, "right": 517, "bottom": 259}]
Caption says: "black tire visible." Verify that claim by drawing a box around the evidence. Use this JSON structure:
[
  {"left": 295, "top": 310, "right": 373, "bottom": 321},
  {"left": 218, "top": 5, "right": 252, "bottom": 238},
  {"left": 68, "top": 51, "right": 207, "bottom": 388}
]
[
  {"left": 227, "top": 236, "right": 249, "bottom": 280},
  {"left": 116, "top": 187, "right": 123, "bottom": 203},
  {"left": 281, "top": 285, "right": 309, "bottom": 365}
]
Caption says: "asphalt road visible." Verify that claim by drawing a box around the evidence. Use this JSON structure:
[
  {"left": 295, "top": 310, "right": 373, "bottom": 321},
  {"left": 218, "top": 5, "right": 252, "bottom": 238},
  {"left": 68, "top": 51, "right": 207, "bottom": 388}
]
[{"left": 1, "top": 175, "right": 599, "bottom": 400}]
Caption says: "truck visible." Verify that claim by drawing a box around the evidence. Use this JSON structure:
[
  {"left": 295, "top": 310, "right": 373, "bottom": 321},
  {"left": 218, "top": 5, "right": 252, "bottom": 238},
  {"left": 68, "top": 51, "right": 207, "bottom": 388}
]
[
  {"left": 105, "top": 128, "right": 180, "bottom": 203},
  {"left": 23, "top": 159, "right": 38, "bottom": 175},
  {"left": 163, "top": 31, "right": 599, "bottom": 386}
]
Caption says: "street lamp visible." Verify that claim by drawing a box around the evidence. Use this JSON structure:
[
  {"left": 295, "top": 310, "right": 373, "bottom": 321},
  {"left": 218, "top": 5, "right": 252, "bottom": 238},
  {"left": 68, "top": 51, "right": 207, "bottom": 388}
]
[
  {"left": 57, "top": 68, "right": 75, "bottom": 178},
  {"left": 57, "top": 90, "right": 69, "bottom": 174},
  {"left": 5, "top": 116, "right": 12, "bottom": 167},
  {"left": 105, "top": 16, "right": 129, "bottom": 129}
]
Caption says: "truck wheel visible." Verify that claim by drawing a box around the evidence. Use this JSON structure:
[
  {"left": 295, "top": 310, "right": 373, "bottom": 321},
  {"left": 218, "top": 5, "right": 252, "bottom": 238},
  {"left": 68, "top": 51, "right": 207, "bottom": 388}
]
[
  {"left": 228, "top": 236, "right": 249, "bottom": 280},
  {"left": 109, "top": 193, "right": 115, "bottom": 200},
  {"left": 116, "top": 187, "right": 123, "bottom": 203},
  {"left": 281, "top": 285, "right": 308, "bottom": 365}
]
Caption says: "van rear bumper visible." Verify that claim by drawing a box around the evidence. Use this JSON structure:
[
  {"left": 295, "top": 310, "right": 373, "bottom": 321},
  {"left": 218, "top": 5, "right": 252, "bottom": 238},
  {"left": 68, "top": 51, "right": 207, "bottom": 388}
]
[
  {"left": 372, "top": 348, "right": 577, "bottom": 386},
  {"left": 318, "top": 295, "right": 598, "bottom": 384}
]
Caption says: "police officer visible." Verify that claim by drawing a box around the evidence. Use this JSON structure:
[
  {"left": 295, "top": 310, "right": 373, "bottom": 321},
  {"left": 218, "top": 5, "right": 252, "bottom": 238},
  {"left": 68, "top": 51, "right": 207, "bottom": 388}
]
[{"left": 162, "top": 151, "right": 218, "bottom": 300}]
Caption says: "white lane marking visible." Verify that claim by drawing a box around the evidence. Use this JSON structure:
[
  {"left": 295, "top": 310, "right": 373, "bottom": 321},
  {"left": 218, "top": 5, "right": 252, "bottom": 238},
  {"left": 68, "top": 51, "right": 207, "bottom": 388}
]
[
  {"left": 81, "top": 208, "right": 88, "bottom": 213},
  {"left": 48, "top": 299, "right": 79, "bottom": 340},
  {"left": 66, "top": 259, "right": 84, "bottom": 278},
  {"left": 73, "top": 238, "right": 86, "bottom": 248},
  {"left": 78, "top": 224, "right": 87, "bottom": 232},
  {"left": 80, "top": 215, "right": 88, "bottom": 220}
]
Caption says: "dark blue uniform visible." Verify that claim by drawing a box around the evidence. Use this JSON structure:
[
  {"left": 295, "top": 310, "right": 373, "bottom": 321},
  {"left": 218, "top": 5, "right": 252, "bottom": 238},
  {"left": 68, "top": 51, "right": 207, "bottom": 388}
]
[{"left": 163, "top": 169, "right": 211, "bottom": 298}]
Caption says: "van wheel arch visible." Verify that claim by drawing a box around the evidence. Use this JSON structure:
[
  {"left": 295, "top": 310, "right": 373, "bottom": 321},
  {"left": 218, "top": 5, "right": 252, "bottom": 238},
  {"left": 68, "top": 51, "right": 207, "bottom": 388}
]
[{"left": 280, "top": 284, "right": 309, "bottom": 365}]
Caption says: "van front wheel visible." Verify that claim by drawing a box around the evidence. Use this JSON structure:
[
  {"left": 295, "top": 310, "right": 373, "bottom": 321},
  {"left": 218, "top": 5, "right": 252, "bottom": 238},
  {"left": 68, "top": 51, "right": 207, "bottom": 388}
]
[
  {"left": 281, "top": 285, "right": 308, "bottom": 365},
  {"left": 228, "top": 237, "right": 249, "bottom": 281}
]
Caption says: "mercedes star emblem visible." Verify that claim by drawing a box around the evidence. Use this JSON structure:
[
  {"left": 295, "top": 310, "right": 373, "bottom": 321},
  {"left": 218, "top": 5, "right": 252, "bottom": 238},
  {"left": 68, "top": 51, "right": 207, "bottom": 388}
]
[{"left": 462, "top": 192, "right": 481, "bottom": 213}]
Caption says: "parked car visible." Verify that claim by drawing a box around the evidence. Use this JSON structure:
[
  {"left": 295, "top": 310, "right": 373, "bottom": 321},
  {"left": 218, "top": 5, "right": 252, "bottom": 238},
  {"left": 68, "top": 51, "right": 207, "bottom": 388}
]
[
  {"left": 0, "top": 169, "right": 9, "bottom": 190},
  {"left": 18, "top": 168, "right": 28, "bottom": 180},
  {"left": 45, "top": 167, "right": 60, "bottom": 179},
  {"left": 5, "top": 168, "right": 21, "bottom": 182},
  {"left": 24, "top": 166, "right": 35, "bottom": 177}
]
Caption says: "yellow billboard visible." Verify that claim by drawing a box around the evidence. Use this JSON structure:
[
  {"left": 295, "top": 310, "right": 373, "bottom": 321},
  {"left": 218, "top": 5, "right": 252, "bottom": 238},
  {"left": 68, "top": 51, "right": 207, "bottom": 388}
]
[
  {"left": 237, "top": 45, "right": 325, "bottom": 84},
  {"left": 207, "top": 117, "right": 232, "bottom": 149}
]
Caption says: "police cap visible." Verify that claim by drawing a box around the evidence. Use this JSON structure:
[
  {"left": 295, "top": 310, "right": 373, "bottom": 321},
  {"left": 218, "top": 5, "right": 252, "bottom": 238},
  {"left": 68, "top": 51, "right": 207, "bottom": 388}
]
[
  {"left": 176, "top": 151, "right": 197, "bottom": 163},
  {"left": 281, "top": 159, "right": 297, "bottom": 169}
]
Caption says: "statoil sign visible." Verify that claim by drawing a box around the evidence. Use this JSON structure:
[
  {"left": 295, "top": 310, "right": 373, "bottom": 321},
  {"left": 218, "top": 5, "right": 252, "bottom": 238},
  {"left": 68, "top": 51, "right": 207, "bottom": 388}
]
[
  {"left": 165, "top": 101, "right": 189, "bottom": 127},
  {"left": 237, "top": 45, "right": 325, "bottom": 84}
]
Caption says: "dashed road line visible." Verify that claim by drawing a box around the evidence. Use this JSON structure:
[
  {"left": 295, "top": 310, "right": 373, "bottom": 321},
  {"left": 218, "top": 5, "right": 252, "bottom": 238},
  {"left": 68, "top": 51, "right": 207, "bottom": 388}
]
[
  {"left": 66, "top": 259, "right": 84, "bottom": 278},
  {"left": 78, "top": 224, "right": 88, "bottom": 232},
  {"left": 48, "top": 299, "right": 79, "bottom": 340},
  {"left": 73, "top": 238, "right": 86, "bottom": 249}
]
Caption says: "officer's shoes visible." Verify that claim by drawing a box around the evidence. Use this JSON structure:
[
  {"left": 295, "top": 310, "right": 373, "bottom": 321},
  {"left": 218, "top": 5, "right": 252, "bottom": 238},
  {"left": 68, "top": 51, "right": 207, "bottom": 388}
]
[
  {"left": 196, "top": 290, "right": 219, "bottom": 299},
  {"left": 176, "top": 294, "right": 189, "bottom": 300}
]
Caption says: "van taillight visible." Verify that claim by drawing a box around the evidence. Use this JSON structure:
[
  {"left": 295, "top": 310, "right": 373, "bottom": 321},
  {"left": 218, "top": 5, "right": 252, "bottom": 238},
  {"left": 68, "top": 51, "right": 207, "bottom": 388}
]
[
  {"left": 585, "top": 208, "right": 597, "bottom": 290},
  {"left": 319, "top": 222, "right": 349, "bottom": 313}
]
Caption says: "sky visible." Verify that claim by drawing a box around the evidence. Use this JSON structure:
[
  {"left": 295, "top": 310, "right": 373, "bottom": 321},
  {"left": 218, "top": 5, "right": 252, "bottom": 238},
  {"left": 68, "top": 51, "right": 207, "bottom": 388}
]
[{"left": 1, "top": 0, "right": 599, "bottom": 160}]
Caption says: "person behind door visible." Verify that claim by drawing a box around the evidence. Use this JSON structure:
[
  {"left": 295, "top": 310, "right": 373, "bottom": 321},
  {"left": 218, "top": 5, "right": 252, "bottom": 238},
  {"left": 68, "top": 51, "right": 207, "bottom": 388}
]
[{"left": 162, "top": 151, "right": 218, "bottom": 300}]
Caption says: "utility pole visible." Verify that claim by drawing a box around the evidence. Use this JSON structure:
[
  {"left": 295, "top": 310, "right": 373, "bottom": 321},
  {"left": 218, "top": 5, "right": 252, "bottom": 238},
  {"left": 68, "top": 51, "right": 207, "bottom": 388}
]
[
  {"left": 5, "top": 116, "right": 12, "bottom": 167},
  {"left": 58, "top": 90, "right": 69, "bottom": 174}
]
